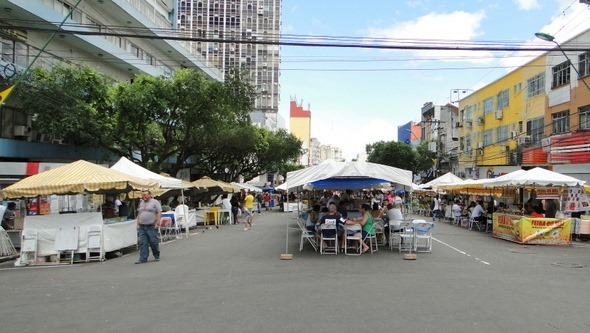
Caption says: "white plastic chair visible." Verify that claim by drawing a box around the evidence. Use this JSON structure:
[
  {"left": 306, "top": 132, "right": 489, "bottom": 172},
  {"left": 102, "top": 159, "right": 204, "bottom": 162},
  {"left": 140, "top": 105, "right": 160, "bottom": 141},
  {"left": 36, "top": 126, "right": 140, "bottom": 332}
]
[
  {"left": 297, "top": 215, "right": 318, "bottom": 252},
  {"left": 344, "top": 224, "right": 362, "bottom": 255},
  {"left": 20, "top": 228, "right": 38, "bottom": 265},
  {"left": 413, "top": 220, "right": 434, "bottom": 253},
  {"left": 362, "top": 224, "right": 378, "bottom": 254},
  {"left": 86, "top": 224, "right": 104, "bottom": 262},
  {"left": 469, "top": 217, "right": 484, "bottom": 231},
  {"left": 373, "top": 218, "right": 386, "bottom": 247},
  {"left": 389, "top": 220, "right": 402, "bottom": 251},
  {"left": 397, "top": 221, "right": 415, "bottom": 253},
  {"left": 319, "top": 219, "right": 338, "bottom": 255}
]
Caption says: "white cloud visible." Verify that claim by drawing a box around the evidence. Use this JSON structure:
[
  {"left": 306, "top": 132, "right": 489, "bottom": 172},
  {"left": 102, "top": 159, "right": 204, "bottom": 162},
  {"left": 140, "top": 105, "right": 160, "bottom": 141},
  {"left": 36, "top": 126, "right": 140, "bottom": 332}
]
[
  {"left": 364, "top": 11, "right": 494, "bottom": 64},
  {"left": 514, "top": 0, "right": 540, "bottom": 10}
]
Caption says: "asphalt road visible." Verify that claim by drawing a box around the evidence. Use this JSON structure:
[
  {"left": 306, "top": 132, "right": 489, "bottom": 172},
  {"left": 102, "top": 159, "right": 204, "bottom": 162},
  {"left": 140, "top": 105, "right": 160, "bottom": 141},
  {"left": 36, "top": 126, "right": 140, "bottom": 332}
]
[{"left": 1, "top": 210, "right": 589, "bottom": 333}]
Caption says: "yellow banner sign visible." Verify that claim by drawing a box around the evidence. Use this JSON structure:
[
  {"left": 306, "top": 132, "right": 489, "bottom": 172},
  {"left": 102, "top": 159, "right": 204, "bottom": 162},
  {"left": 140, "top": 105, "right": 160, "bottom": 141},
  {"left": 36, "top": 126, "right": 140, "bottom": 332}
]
[{"left": 493, "top": 214, "right": 571, "bottom": 245}]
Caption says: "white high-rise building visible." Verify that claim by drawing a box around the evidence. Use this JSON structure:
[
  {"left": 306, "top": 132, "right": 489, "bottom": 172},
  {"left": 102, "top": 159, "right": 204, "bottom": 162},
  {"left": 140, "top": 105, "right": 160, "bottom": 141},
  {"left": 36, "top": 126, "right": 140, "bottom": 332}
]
[{"left": 177, "top": 0, "right": 281, "bottom": 130}]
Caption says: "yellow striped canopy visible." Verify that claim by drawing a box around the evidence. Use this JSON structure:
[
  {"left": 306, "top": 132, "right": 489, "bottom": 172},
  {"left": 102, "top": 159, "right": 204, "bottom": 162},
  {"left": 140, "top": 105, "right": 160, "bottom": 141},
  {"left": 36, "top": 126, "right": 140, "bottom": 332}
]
[
  {"left": 3, "top": 160, "right": 159, "bottom": 198},
  {"left": 191, "top": 176, "right": 240, "bottom": 193}
]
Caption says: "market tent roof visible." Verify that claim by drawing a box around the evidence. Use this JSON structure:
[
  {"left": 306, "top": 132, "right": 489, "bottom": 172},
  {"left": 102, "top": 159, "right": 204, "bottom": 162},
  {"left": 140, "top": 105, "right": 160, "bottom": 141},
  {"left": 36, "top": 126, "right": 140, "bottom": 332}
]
[
  {"left": 276, "top": 161, "right": 413, "bottom": 191},
  {"left": 231, "top": 182, "right": 262, "bottom": 193},
  {"left": 483, "top": 167, "right": 586, "bottom": 187},
  {"left": 418, "top": 172, "right": 463, "bottom": 190},
  {"left": 192, "top": 176, "right": 239, "bottom": 193},
  {"left": 3, "top": 160, "right": 159, "bottom": 198},
  {"left": 110, "top": 156, "right": 193, "bottom": 189}
]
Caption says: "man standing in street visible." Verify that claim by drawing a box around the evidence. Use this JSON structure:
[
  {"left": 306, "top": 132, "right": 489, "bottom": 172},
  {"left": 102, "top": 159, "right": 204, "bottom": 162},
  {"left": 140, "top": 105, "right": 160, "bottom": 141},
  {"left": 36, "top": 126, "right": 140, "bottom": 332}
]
[
  {"left": 135, "top": 190, "right": 162, "bottom": 264},
  {"left": 243, "top": 191, "right": 254, "bottom": 231}
]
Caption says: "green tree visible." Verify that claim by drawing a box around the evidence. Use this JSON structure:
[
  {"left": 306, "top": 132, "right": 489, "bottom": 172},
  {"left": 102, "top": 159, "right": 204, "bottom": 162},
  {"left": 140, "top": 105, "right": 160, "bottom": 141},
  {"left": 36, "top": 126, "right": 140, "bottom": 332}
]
[
  {"left": 17, "top": 64, "right": 115, "bottom": 148},
  {"left": 366, "top": 141, "right": 417, "bottom": 172},
  {"left": 414, "top": 141, "right": 436, "bottom": 175}
]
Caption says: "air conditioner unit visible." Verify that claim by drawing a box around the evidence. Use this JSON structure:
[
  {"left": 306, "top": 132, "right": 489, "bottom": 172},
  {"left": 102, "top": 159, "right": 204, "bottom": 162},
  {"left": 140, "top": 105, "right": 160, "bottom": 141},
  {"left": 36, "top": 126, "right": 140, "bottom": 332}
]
[
  {"left": 14, "top": 125, "right": 32, "bottom": 137},
  {"left": 518, "top": 135, "right": 531, "bottom": 145},
  {"left": 476, "top": 116, "right": 485, "bottom": 125},
  {"left": 455, "top": 122, "right": 462, "bottom": 128},
  {"left": 495, "top": 109, "right": 503, "bottom": 120},
  {"left": 511, "top": 131, "right": 518, "bottom": 139},
  {"left": 477, "top": 142, "right": 484, "bottom": 149}
]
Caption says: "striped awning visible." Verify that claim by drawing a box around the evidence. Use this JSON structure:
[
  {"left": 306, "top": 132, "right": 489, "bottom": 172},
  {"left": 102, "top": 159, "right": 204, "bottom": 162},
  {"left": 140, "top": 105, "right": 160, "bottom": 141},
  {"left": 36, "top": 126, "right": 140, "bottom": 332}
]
[
  {"left": 3, "top": 160, "right": 159, "bottom": 198},
  {"left": 191, "top": 176, "right": 240, "bottom": 193}
]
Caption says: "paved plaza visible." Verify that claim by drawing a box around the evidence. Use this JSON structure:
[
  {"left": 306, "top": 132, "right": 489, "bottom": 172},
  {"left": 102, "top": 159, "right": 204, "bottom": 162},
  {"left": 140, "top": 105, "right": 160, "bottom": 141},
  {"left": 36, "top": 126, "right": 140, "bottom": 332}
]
[{"left": 1, "top": 209, "right": 589, "bottom": 332}]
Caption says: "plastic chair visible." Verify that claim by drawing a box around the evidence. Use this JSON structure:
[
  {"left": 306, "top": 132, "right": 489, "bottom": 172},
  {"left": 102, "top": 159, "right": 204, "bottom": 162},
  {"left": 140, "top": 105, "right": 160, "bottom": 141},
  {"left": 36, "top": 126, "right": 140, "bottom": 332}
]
[
  {"left": 86, "top": 224, "right": 104, "bottom": 262},
  {"left": 363, "top": 224, "right": 378, "bottom": 254},
  {"left": 413, "top": 220, "right": 434, "bottom": 253},
  {"left": 159, "top": 216, "right": 179, "bottom": 242},
  {"left": 204, "top": 206, "right": 221, "bottom": 226},
  {"left": 373, "top": 218, "right": 386, "bottom": 247},
  {"left": 469, "top": 217, "right": 484, "bottom": 231},
  {"left": 344, "top": 224, "right": 362, "bottom": 255},
  {"left": 319, "top": 219, "right": 338, "bottom": 255},
  {"left": 397, "top": 221, "right": 415, "bottom": 253},
  {"left": 388, "top": 220, "right": 402, "bottom": 251},
  {"left": 20, "top": 228, "right": 38, "bottom": 265},
  {"left": 297, "top": 215, "right": 317, "bottom": 252}
]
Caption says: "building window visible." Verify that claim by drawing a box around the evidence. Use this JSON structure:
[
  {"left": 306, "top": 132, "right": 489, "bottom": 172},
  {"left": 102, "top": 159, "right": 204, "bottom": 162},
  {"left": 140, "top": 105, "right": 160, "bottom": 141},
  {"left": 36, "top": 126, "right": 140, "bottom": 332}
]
[
  {"left": 580, "top": 51, "right": 590, "bottom": 78},
  {"left": 526, "top": 72, "right": 545, "bottom": 98},
  {"left": 496, "top": 89, "right": 509, "bottom": 110},
  {"left": 526, "top": 117, "right": 544, "bottom": 143},
  {"left": 483, "top": 97, "right": 493, "bottom": 115},
  {"left": 551, "top": 110, "right": 570, "bottom": 134},
  {"left": 496, "top": 125, "right": 509, "bottom": 143},
  {"left": 551, "top": 60, "right": 570, "bottom": 88},
  {"left": 580, "top": 105, "right": 590, "bottom": 130},
  {"left": 465, "top": 134, "right": 472, "bottom": 154},
  {"left": 482, "top": 129, "right": 492, "bottom": 146}
]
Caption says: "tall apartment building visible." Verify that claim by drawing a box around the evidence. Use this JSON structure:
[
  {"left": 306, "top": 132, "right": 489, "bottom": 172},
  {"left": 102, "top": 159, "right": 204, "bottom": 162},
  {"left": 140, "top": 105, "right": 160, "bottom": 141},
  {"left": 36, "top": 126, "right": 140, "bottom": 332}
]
[
  {"left": 177, "top": 0, "right": 281, "bottom": 130},
  {"left": 0, "top": 0, "right": 221, "bottom": 183}
]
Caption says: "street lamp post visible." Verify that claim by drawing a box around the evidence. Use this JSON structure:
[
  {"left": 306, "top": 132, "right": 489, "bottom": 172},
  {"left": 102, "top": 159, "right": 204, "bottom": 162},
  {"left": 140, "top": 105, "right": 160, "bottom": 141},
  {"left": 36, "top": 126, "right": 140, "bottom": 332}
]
[
  {"left": 535, "top": 32, "right": 590, "bottom": 92},
  {"left": 449, "top": 89, "right": 474, "bottom": 104}
]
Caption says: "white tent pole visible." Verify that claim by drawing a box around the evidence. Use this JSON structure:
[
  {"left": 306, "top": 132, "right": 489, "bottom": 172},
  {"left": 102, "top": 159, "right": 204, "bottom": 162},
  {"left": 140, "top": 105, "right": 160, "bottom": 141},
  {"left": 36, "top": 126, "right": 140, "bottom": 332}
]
[{"left": 182, "top": 188, "right": 189, "bottom": 238}]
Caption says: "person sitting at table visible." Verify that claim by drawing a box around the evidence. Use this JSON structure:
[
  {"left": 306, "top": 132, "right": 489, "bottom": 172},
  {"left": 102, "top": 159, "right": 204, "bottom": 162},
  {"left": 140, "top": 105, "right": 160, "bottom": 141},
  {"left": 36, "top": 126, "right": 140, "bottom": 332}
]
[
  {"left": 344, "top": 203, "right": 375, "bottom": 254},
  {"left": 306, "top": 204, "right": 320, "bottom": 233},
  {"left": 385, "top": 202, "right": 404, "bottom": 244},
  {"left": 530, "top": 205, "right": 545, "bottom": 218},
  {"left": 471, "top": 200, "right": 487, "bottom": 224},
  {"left": 371, "top": 202, "right": 383, "bottom": 219},
  {"left": 317, "top": 203, "right": 343, "bottom": 250}
]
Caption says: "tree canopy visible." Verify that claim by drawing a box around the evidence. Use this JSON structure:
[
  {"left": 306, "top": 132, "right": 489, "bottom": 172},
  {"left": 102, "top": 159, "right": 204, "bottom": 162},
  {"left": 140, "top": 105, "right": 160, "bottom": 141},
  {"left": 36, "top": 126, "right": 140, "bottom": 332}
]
[{"left": 17, "top": 64, "right": 302, "bottom": 181}]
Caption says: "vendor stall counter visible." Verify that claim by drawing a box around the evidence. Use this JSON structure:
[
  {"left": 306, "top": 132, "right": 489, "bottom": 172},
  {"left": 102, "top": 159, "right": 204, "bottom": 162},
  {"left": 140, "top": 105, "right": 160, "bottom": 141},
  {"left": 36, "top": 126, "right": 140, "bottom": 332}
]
[
  {"left": 492, "top": 213, "right": 572, "bottom": 245},
  {"left": 22, "top": 212, "right": 137, "bottom": 263}
]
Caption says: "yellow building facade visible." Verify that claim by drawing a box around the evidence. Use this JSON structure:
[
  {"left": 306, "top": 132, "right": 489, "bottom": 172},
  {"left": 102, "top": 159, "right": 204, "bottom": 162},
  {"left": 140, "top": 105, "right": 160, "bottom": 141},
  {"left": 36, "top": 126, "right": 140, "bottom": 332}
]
[{"left": 457, "top": 55, "right": 546, "bottom": 178}]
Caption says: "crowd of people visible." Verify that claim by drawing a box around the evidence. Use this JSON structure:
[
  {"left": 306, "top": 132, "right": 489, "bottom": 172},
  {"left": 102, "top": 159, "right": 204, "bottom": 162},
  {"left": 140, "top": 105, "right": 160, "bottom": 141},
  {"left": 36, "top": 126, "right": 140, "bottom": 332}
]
[{"left": 301, "top": 189, "right": 407, "bottom": 253}]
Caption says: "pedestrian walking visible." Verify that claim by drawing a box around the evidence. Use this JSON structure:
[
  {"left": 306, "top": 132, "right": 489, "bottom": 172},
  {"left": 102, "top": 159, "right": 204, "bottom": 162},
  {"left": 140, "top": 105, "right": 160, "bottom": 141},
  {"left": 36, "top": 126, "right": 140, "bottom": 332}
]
[
  {"left": 243, "top": 191, "right": 255, "bottom": 230},
  {"left": 135, "top": 190, "right": 162, "bottom": 264}
]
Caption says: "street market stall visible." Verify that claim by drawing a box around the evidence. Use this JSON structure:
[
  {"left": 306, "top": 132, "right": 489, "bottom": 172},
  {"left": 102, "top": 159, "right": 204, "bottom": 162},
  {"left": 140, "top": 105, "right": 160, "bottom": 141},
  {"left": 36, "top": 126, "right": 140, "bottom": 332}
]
[
  {"left": 484, "top": 167, "right": 587, "bottom": 245},
  {"left": 3, "top": 160, "right": 159, "bottom": 265}
]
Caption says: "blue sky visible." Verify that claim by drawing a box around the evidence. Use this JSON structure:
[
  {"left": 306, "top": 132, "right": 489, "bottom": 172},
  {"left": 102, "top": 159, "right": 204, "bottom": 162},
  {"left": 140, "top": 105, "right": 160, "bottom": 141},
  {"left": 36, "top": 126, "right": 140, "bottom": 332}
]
[{"left": 278, "top": 0, "right": 590, "bottom": 160}]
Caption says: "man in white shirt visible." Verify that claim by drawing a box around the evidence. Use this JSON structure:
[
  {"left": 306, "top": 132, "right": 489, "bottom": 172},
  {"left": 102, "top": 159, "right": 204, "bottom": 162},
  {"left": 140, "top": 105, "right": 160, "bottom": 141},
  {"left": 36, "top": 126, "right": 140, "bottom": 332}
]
[
  {"left": 432, "top": 197, "right": 442, "bottom": 221},
  {"left": 471, "top": 200, "right": 487, "bottom": 224}
]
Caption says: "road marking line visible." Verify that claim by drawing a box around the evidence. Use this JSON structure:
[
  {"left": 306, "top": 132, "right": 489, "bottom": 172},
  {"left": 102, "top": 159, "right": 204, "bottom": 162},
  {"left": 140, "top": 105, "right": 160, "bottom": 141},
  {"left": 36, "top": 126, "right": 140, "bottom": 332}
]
[{"left": 433, "top": 237, "right": 491, "bottom": 265}]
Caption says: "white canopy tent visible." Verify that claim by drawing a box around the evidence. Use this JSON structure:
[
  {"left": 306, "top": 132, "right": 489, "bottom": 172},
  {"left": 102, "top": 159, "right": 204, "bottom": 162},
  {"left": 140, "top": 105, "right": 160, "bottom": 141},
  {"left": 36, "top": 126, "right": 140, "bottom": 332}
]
[
  {"left": 483, "top": 167, "right": 586, "bottom": 187},
  {"left": 231, "top": 182, "right": 262, "bottom": 193},
  {"left": 418, "top": 172, "right": 463, "bottom": 190},
  {"left": 110, "top": 157, "right": 187, "bottom": 189},
  {"left": 276, "top": 161, "right": 413, "bottom": 191},
  {"left": 110, "top": 157, "right": 194, "bottom": 237}
]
